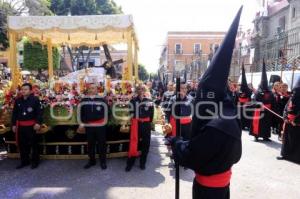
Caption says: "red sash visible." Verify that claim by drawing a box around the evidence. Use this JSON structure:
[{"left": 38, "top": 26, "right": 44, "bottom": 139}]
[
  {"left": 287, "top": 114, "right": 296, "bottom": 122},
  {"left": 128, "top": 117, "right": 151, "bottom": 157},
  {"left": 252, "top": 104, "right": 271, "bottom": 135},
  {"left": 239, "top": 97, "right": 250, "bottom": 104},
  {"left": 15, "top": 120, "right": 36, "bottom": 147},
  {"left": 170, "top": 115, "right": 192, "bottom": 137},
  {"left": 195, "top": 169, "right": 232, "bottom": 188},
  {"left": 87, "top": 118, "right": 105, "bottom": 125}
]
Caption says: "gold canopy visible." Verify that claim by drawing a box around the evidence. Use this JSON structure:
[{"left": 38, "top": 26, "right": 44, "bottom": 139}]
[{"left": 7, "top": 14, "right": 139, "bottom": 90}]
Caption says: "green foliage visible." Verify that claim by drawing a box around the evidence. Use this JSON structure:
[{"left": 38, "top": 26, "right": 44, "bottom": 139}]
[
  {"left": 23, "top": 41, "right": 60, "bottom": 70},
  {"left": 50, "top": 0, "right": 122, "bottom": 15},
  {"left": 96, "top": 0, "right": 123, "bottom": 14},
  {"left": 138, "top": 64, "right": 149, "bottom": 81},
  {"left": 0, "top": 0, "right": 52, "bottom": 50}
]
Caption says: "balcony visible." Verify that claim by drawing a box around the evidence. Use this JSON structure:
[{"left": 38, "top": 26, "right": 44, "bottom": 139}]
[{"left": 174, "top": 49, "right": 183, "bottom": 55}]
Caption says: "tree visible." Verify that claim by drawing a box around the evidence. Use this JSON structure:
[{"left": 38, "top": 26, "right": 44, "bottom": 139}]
[
  {"left": 23, "top": 40, "right": 60, "bottom": 71},
  {"left": 50, "top": 0, "right": 122, "bottom": 16},
  {"left": 0, "top": 0, "right": 52, "bottom": 50},
  {"left": 96, "top": 0, "right": 122, "bottom": 14},
  {"left": 138, "top": 64, "right": 149, "bottom": 81}
]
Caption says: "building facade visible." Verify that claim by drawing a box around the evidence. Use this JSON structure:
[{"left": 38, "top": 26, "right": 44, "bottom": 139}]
[
  {"left": 159, "top": 31, "right": 225, "bottom": 81},
  {"left": 251, "top": 0, "right": 300, "bottom": 72}
]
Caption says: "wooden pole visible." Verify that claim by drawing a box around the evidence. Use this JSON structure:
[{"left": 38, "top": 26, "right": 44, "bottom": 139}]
[
  {"left": 251, "top": 63, "right": 254, "bottom": 84},
  {"left": 127, "top": 31, "right": 133, "bottom": 81},
  {"left": 175, "top": 75, "right": 180, "bottom": 199},
  {"left": 8, "top": 31, "right": 18, "bottom": 91},
  {"left": 47, "top": 38, "right": 54, "bottom": 80},
  {"left": 134, "top": 42, "right": 139, "bottom": 81},
  {"left": 291, "top": 59, "right": 296, "bottom": 90}
]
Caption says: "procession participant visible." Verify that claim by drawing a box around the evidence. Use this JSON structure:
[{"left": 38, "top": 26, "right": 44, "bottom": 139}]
[
  {"left": 171, "top": 7, "right": 242, "bottom": 198},
  {"left": 238, "top": 63, "right": 253, "bottom": 130},
  {"left": 11, "top": 83, "right": 43, "bottom": 169},
  {"left": 126, "top": 84, "right": 154, "bottom": 171},
  {"left": 277, "top": 83, "right": 291, "bottom": 137},
  {"left": 277, "top": 78, "right": 300, "bottom": 163},
  {"left": 188, "top": 80, "right": 197, "bottom": 98},
  {"left": 166, "top": 82, "right": 193, "bottom": 141},
  {"left": 78, "top": 82, "right": 108, "bottom": 169},
  {"left": 161, "top": 82, "right": 175, "bottom": 123},
  {"left": 271, "top": 81, "right": 282, "bottom": 135},
  {"left": 249, "top": 61, "right": 276, "bottom": 142},
  {"left": 228, "top": 80, "right": 239, "bottom": 105}
]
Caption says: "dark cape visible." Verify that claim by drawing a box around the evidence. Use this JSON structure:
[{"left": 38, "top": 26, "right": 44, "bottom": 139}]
[
  {"left": 249, "top": 61, "right": 276, "bottom": 139},
  {"left": 171, "top": 6, "right": 243, "bottom": 199},
  {"left": 238, "top": 63, "right": 252, "bottom": 130},
  {"left": 280, "top": 80, "right": 300, "bottom": 163}
]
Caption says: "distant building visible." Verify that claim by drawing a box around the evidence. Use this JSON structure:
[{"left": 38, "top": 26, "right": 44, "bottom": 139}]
[
  {"left": 251, "top": 0, "right": 300, "bottom": 72},
  {"left": 158, "top": 31, "right": 226, "bottom": 81},
  {"left": 231, "top": 29, "right": 255, "bottom": 81}
]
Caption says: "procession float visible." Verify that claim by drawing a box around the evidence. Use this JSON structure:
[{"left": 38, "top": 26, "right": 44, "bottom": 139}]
[{"left": 0, "top": 14, "right": 148, "bottom": 159}]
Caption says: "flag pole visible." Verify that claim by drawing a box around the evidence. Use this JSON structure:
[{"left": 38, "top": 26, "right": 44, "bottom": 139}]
[{"left": 175, "top": 74, "right": 181, "bottom": 199}]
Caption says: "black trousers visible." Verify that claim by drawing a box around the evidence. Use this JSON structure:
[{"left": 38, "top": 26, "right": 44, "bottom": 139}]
[
  {"left": 193, "top": 179, "right": 230, "bottom": 199},
  {"left": 18, "top": 126, "right": 39, "bottom": 164},
  {"left": 86, "top": 126, "right": 107, "bottom": 163},
  {"left": 181, "top": 123, "right": 191, "bottom": 141},
  {"left": 127, "top": 122, "right": 151, "bottom": 167}
]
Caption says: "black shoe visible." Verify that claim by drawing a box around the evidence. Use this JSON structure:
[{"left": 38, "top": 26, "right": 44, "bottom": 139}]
[
  {"left": 84, "top": 161, "right": 96, "bottom": 169},
  {"left": 31, "top": 163, "right": 39, "bottom": 169},
  {"left": 276, "top": 156, "right": 285, "bottom": 160},
  {"left": 16, "top": 162, "right": 30, "bottom": 169},
  {"left": 125, "top": 165, "right": 132, "bottom": 172},
  {"left": 263, "top": 138, "right": 272, "bottom": 142},
  {"left": 254, "top": 137, "right": 259, "bottom": 142},
  {"left": 100, "top": 162, "right": 107, "bottom": 170},
  {"left": 140, "top": 164, "right": 146, "bottom": 170}
]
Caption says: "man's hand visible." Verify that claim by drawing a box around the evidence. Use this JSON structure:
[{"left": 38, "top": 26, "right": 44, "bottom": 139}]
[
  {"left": 33, "top": 124, "right": 41, "bottom": 131},
  {"left": 77, "top": 124, "right": 85, "bottom": 134},
  {"left": 12, "top": 126, "right": 17, "bottom": 133}
]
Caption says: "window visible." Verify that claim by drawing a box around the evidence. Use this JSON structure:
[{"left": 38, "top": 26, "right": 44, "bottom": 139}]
[
  {"left": 194, "top": 43, "right": 201, "bottom": 54},
  {"left": 174, "top": 60, "right": 185, "bottom": 71},
  {"left": 279, "top": 17, "right": 286, "bottom": 31},
  {"left": 175, "top": 44, "right": 182, "bottom": 54},
  {"left": 292, "top": 7, "right": 296, "bottom": 18}
]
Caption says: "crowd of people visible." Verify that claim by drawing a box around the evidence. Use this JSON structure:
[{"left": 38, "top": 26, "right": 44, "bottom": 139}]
[{"left": 1, "top": 7, "right": 300, "bottom": 199}]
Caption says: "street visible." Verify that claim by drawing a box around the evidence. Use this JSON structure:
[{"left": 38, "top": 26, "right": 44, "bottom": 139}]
[{"left": 0, "top": 128, "right": 300, "bottom": 199}]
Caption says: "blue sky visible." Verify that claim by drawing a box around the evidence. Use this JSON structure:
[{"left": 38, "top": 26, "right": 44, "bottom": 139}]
[{"left": 114, "top": 0, "right": 260, "bottom": 72}]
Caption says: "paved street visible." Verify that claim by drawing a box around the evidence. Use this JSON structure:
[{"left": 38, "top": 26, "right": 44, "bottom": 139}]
[{"left": 0, "top": 129, "right": 300, "bottom": 199}]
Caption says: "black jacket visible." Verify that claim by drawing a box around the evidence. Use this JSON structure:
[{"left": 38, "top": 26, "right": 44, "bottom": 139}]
[
  {"left": 11, "top": 94, "right": 43, "bottom": 125},
  {"left": 80, "top": 96, "right": 108, "bottom": 123},
  {"left": 130, "top": 96, "right": 154, "bottom": 121}
]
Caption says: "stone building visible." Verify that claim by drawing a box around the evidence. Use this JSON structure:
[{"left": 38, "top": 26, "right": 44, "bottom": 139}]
[{"left": 251, "top": 0, "right": 300, "bottom": 71}]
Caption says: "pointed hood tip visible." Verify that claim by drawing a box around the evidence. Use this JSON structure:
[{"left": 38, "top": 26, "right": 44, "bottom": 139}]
[
  {"left": 198, "top": 7, "right": 243, "bottom": 98},
  {"left": 260, "top": 60, "right": 269, "bottom": 91}
]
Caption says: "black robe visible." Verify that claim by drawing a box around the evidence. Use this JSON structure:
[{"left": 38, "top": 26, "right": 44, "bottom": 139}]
[
  {"left": 280, "top": 99, "right": 300, "bottom": 163},
  {"left": 277, "top": 93, "right": 291, "bottom": 134},
  {"left": 249, "top": 91, "right": 275, "bottom": 139},
  {"left": 237, "top": 92, "right": 252, "bottom": 130},
  {"left": 172, "top": 116, "right": 242, "bottom": 199},
  {"left": 166, "top": 95, "right": 193, "bottom": 140}
]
